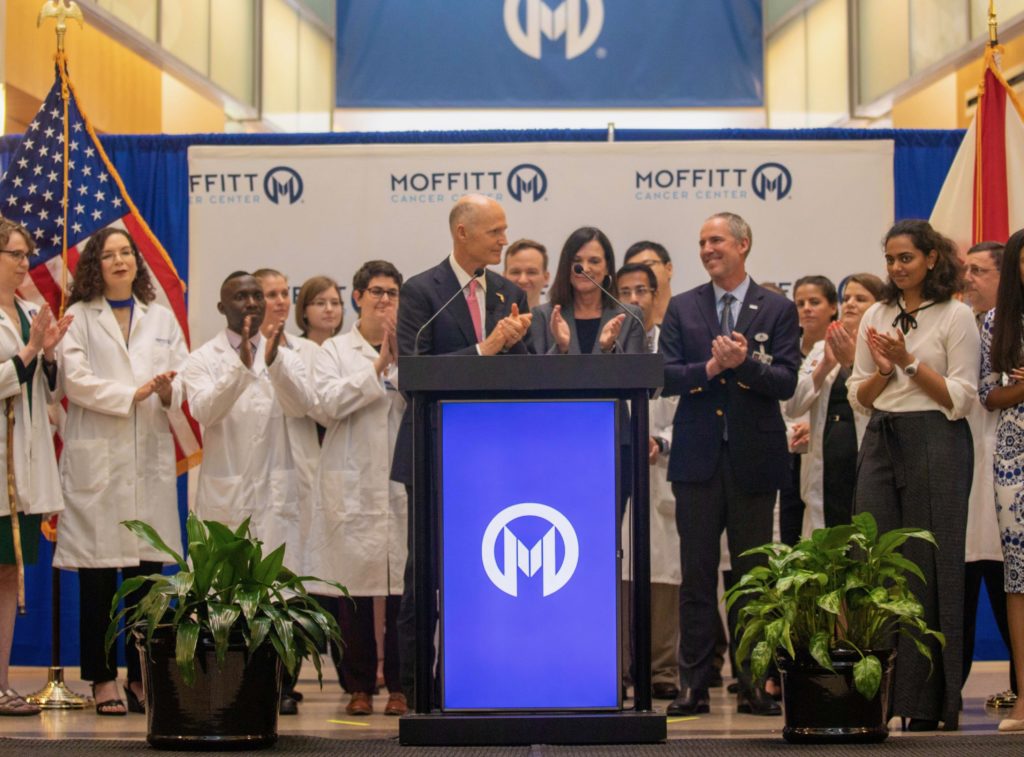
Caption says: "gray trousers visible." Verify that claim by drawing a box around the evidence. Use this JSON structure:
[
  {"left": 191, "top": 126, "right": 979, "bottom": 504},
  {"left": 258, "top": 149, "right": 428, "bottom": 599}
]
[{"left": 854, "top": 410, "right": 972, "bottom": 729}]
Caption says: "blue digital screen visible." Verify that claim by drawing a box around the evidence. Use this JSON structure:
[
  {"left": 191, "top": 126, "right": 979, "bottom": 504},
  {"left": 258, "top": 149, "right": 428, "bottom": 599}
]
[{"left": 440, "top": 400, "right": 619, "bottom": 710}]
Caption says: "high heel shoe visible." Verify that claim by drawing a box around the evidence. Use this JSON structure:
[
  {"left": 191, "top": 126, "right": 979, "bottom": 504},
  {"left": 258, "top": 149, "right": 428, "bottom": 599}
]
[
  {"left": 123, "top": 684, "right": 145, "bottom": 714},
  {"left": 998, "top": 717, "right": 1024, "bottom": 732},
  {"left": 91, "top": 683, "right": 126, "bottom": 717}
]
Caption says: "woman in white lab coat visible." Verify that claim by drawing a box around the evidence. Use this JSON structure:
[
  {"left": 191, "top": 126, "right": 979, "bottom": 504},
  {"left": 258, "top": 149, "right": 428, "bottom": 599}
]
[
  {"left": 0, "top": 218, "right": 70, "bottom": 717},
  {"left": 311, "top": 260, "right": 407, "bottom": 717},
  {"left": 54, "top": 227, "right": 188, "bottom": 716},
  {"left": 784, "top": 273, "right": 883, "bottom": 537}
]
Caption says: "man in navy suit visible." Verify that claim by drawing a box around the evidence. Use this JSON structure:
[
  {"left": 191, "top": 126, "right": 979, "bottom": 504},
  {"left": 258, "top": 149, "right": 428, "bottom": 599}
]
[
  {"left": 660, "top": 212, "right": 800, "bottom": 717},
  {"left": 392, "top": 194, "right": 532, "bottom": 707}
]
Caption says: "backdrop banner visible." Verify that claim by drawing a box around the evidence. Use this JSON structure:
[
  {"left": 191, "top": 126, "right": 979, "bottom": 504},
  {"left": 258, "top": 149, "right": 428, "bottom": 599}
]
[
  {"left": 187, "top": 139, "right": 894, "bottom": 345},
  {"left": 335, "top": 0, "right": 763, "bottom": 107}
]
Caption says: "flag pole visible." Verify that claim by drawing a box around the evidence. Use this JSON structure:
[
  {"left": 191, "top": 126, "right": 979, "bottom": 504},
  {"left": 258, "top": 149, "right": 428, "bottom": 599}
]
[
  {"left": 25, "top": 0, "right": 88, "bottom": 710},
  {"left": 989, "top": 0, "right": 999, "bottom": 47}
]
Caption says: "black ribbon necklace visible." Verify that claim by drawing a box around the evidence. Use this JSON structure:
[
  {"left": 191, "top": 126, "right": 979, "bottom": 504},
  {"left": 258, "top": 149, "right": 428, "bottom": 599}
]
[{"left": 891, "top": 298, "right": 936, "bottom": 334}]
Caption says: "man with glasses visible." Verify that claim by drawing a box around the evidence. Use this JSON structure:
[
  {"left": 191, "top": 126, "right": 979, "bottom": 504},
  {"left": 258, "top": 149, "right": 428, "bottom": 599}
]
[
  {"left": 616, "top": 262, "right": 682, "bottom": 702},
  {"left": 962, "top": 241, "right": 1018, "bottom": 710},
  {"left": 624, "top": 241, "right": 674, "bottom": 326}
]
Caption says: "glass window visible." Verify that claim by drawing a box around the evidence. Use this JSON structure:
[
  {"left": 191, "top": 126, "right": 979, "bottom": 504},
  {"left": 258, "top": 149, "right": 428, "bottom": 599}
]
[
  {"left": 807, "top": 0, "right": 849, "bottom": 125},
  {"left": 766, "top": 14, "right": 807, "bottom": 127},
  {"left": 765, "top": 0, "right": 805, "bottom": 30},
  {"left": 909, "top": 0, "right": 969, "bottom": 73},
  {"left": 160, "top": 0, "right": 210, "bottom": 76},
  {"left": 971, "top": 0, "right": 1024, "bottom": 38},
  {"left": 297, "top": 20, "right": 333, "bottom": 132},
  {"left": 262, "top": 0, "right": 300, "bottom": 131},
  {"left": 97, "top": 0, "right": 157, "bottom": 40},
  {"left": 858, "top": 0, "right": 910, "bottom": 104},
  {"left": 210, "top": 0, "right": 256, "bottom": 106}
]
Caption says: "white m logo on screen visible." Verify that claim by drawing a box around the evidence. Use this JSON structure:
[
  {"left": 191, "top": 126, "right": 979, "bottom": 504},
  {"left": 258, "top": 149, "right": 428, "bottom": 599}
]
[
  {"left": 481, "top": 503, "right": 579, "bottom": 597},
  {"left": 503, "top": 0, "right": 604, "bottom": 60}
]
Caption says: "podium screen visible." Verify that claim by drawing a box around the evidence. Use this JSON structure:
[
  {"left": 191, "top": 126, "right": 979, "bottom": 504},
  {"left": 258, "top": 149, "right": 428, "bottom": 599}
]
[{"left": 439, "top": 399, "right": 619, "bottom": 711}]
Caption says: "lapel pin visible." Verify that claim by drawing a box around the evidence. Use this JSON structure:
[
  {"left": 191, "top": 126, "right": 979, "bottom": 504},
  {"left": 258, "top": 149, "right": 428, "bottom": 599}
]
[
  {"left": 496, "top": 292, "right": 505, "bottom": 304},
  {"left": 754, "top": 332, "right": 769, "bottom": 343},
  {"left": 748, "top": 304, "right": 759, "bottom": 310}
]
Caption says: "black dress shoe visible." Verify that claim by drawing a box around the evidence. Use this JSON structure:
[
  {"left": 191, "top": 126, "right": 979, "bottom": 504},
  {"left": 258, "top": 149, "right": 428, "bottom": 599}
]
[
  {"left": 652, "top": 683, "right": 680, "bottom": 700},
  {"left": 737, "top": 686, "right": 781, "bottom": 716},
  {"left": 666, "top": 688, "right": 710, "bottom": 716},
  {"left": 279, "top": 694, "right": 299, "bottom": 716}
]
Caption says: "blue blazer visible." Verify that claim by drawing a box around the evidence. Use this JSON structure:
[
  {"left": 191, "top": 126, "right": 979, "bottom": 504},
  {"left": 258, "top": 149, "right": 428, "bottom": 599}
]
[
  {"left": 659, "top": 279, "right": 800, "bottom": 493},
  {"left": 390, "top": 258, "right": 530, "bottom": 485}
]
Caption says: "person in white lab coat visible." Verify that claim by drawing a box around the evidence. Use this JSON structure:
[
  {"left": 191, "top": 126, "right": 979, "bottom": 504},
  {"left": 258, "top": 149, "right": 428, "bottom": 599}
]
[
  {"left": 784, "top": 274, "right": 883, "bottom": 538},
  {"left": 53, "top": 227, "right": 187, "bottom": 716},
  {"left": 252, "top": 269, "right": 342, "bottom": 715},
  {"left": 0, "top": 218, "right": 71, "bottom": 717},
  {"left": 310, "top": 260, "right": 407, "bottom": 718},
  {"left": 182, "top": 272, "right": 313, "bottom": 570}
]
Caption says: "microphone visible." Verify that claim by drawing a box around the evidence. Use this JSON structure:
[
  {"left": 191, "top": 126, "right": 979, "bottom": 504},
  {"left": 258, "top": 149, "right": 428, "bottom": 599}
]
[
  {"left": 413, "top": 268, "right": 485, "bottom": 356},
  {"left": 572, "top": 263, "right": 647, "bottom": 343}
]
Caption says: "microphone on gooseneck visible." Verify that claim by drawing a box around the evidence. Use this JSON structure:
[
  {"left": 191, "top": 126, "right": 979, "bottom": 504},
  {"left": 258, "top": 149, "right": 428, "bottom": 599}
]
[
  {"left": 413, "top": 268, "right": 485, "bottom": 356},
  {"left": 572, "top": 263, "right": 646, "bottom": 339}
]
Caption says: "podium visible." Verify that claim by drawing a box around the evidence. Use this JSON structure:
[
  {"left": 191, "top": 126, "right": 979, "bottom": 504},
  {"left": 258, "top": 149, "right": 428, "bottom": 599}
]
[{"left": 398, "top": 354, "right": 667, "bottom": 746}]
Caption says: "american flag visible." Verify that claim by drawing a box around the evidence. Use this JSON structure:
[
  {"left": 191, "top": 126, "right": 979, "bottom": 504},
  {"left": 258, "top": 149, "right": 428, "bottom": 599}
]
[{"left": 0, "top": 63, "right": 201, "bottom": 472}]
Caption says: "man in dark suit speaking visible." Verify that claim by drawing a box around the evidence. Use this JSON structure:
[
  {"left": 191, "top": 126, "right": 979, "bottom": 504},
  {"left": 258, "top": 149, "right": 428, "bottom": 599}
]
[
  {"left": 660, "top": 212, "right": 800, "bottom": 718},
  {"left": 392, "top": 194, "right": 532, "bottom": 707}
]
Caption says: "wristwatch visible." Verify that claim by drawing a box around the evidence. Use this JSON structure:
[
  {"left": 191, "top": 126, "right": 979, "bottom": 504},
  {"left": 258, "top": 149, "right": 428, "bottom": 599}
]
[{"left": 903, "top": 357, "right": 921, "bottom": 377}]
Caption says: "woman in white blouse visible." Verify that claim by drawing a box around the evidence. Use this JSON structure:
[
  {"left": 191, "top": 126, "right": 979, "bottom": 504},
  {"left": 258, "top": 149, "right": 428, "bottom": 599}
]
[{"left": 848, "top": 220, "right": 979, "bottom": 731}]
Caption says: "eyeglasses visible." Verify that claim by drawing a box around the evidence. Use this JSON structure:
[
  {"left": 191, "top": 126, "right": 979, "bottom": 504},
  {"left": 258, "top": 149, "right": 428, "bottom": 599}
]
[
  {"left": 363, "top": 287, "right": 400, "bottom": 300},
  {"left": 0, "top": 250, "right": 35, "bottom": 263},
  {"left": 965, "top": 265, "right": 997, "bottom": 276},
  {"left": 309, "top": 298, "right": 343, "bottom": 309},
  {"left": 618, "top": 286, "right": 655, "bottom": 297}
]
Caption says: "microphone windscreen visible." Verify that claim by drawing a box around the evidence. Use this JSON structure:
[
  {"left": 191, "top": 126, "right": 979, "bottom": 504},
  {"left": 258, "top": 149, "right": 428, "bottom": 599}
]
[
  {"left": 573, "top": 263, "right": 584, "bottom": 274},
  {"left": 473, "top": 268, "right": 485, "bottom": 277}
]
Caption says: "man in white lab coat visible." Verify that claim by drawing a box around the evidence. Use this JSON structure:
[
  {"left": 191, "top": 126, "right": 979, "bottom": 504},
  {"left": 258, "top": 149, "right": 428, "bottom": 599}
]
[{"left": 182, "top": 272, "right": 314, "bottom": 569}]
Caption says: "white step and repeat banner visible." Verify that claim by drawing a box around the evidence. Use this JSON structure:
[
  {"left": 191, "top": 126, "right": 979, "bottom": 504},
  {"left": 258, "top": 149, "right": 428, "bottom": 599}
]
[{"left": 187, "top": 141, "right": 894, "bottom": 345}]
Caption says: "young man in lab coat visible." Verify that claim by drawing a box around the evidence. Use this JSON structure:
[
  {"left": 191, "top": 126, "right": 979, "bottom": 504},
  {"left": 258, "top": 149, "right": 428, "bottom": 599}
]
[{"left": 182, "top": 272, "right": 315, "bottom": 569}]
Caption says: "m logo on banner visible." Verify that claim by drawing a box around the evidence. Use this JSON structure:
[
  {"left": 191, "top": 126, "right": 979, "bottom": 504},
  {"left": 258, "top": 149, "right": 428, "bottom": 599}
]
[
  {"left": 264, "top": 166, "right": 304, "bottom": 205},
  {"left": 503, "top": 0, "right": 604, "bottom": 60},
  {"left": 481, "top": 503, "right": 579, "bottom": 597},
  {"left": 507, "top": 163, "right": 548, "bottom": 202},
  {"left": 751, "top": 162, "right": 792, "bottom": 201}
]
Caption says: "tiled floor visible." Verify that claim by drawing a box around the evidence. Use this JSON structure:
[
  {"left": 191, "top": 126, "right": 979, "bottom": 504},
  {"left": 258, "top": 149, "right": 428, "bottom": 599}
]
[{"left": 2, "top": 661, "right": 1019, "bottom": 741}]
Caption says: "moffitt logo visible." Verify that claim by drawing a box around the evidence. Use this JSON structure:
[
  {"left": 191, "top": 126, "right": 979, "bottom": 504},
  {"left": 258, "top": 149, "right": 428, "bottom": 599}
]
[
  {"left": 504, "top": 0, "right": 604, "bottom": 60},
  {"left": 751, "top": 162, "right": 792, "bottom": 201},
  {"left": 481, "top": 503, "right": 579, "bottom": 597},
  {"left": 389, "top": 164, "right": 549, "bottom": 204},
  {"left": 263, "top": 166, "right": 304, "bottom": 205},
  {"left": 633, "top": 161, "right": 794, "bottom": 203},
  {"left": 507, "top": 163, "right": 547, "bottom": 202}
]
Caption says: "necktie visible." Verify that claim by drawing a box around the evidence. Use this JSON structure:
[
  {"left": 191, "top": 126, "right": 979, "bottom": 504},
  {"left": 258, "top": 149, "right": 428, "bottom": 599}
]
[
  {"left": 466, "top": 279, "right": 483, "bottom": 341},
  {"left": 720, "top": 293, "right": 736, "bottom": 336}
]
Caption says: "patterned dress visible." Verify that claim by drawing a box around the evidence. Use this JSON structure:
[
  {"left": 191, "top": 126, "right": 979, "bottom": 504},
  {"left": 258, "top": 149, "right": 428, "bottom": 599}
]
[{"left": 979, "top": 310, "right": 1024, "bottom": 592}]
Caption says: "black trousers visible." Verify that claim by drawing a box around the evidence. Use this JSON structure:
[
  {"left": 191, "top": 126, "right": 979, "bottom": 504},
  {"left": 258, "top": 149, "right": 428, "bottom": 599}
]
[
  {"left": 778, "top": 453, "right": 804, "bottom": 546},
  {"left": 338, "top": 595, "right": 401, "bottom": 694},
  {"left": 79, "top": 562, "right": 162, "bottom": 684},
  {"left": 963, "top": 559, "right": 1017, "bottom": 693},
  {"left": 674, "top": 447, "right": 776, "bottom": 692}
]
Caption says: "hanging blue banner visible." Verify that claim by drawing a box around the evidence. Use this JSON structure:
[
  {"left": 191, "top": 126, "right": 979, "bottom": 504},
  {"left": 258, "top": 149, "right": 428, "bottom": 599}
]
[{"left": 336, "top": 0, "right": 763, "bottom": 107}]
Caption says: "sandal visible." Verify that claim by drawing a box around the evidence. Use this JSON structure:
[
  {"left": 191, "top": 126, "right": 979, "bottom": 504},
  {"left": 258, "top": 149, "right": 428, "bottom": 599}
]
[
  {"left": 124, "top": 683, "right": 145, "bottom": 714},
  {"left": 92, "top": 684, "right": 126, "bottom": 717},
  {"left": 0, "top": 689, "right": 41, "bottom": 716}
]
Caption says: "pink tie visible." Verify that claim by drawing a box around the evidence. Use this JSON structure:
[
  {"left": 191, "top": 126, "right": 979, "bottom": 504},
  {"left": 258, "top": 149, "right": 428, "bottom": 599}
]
[{"left": 466, "top": 279, "right": 484, "bottom": 341}]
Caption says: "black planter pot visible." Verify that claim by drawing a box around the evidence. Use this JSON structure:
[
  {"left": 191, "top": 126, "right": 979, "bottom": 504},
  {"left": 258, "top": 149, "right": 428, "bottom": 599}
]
[
  {"left": 777, "top": 648, "right": 896, "bottom": 744},
  {"left": 135, "top": 628, "right": 282, "bottom": 751}
]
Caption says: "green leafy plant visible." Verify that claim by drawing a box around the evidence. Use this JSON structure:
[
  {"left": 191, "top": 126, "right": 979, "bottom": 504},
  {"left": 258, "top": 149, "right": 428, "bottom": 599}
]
[
  {"left": 724, "top": 511, "right": 944, "bottom": 700},
  {"left": 105, "top": 514, "right": 347, "bottom": 686}
]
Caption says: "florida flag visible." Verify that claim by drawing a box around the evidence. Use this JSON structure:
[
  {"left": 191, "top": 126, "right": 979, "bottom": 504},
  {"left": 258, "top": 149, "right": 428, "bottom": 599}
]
[
  {"left": 0, "top": 59, "right": 201, "bottom": 473},
  {"left": 930, "top": 45, "right": 1024, "bottom": 250}
]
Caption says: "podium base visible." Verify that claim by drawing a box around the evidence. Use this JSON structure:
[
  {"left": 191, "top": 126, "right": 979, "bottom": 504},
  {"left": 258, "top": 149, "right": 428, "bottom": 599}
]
[{"left": 399, "top": 710, "right": 666, "bottom": 745}]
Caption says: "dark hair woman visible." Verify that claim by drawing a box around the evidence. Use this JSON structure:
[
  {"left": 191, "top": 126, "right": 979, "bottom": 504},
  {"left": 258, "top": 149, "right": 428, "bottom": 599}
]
[
  {"left": 979, "top": 227, "right": 1024, "bottom": 732},
  {"left": 847, "top": 219, "right": 978, "bottom": 731}
]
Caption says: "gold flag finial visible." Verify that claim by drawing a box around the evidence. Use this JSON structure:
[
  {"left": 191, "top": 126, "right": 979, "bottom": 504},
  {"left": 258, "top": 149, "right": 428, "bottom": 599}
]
[
  {"left": 989, "top": 0, "right": 999, "bottom": 46},
  {"left": 37, "top": 0, "right": 84, "bottom": 53}
]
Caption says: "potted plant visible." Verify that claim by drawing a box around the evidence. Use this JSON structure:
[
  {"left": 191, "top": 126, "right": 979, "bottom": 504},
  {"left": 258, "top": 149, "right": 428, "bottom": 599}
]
[
  {"left": 105, "top": 514, "right": 346, "bottom": 750},
  {"left": 724, "top": 511, "right": 944, "bottom": 744}
]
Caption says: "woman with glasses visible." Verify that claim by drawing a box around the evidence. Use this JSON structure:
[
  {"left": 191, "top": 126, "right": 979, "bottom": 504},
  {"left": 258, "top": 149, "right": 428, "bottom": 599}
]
[
  {"left": 0, "top": 218, "right": 70, "bottom": 717},
  {"left": 54, "top": 226, "right": 188, "bottom": 716},
  {"left": 310, "top": 260, "right": 408, "bottom": 718}
]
